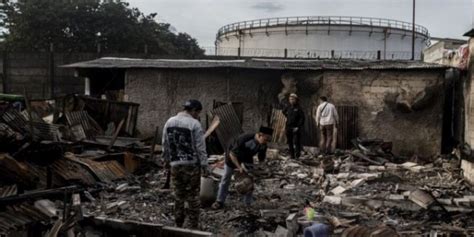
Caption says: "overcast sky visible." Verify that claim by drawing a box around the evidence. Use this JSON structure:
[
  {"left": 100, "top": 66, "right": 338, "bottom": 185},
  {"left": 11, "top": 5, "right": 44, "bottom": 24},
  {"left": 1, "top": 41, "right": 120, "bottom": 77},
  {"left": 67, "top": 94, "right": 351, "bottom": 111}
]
[{"left": 127, "top": 0, "right": 473, "bottom": 47}]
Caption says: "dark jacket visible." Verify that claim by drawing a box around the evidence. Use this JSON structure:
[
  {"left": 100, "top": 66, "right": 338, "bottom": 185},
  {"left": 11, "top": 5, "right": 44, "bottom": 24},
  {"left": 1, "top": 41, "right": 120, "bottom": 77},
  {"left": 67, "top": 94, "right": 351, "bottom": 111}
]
[
  {"left": 225, "top": 133, "right": 267, "bottom": 169},
  {"left": 283, "top": 104, "right": 305, "bottom": 129}
]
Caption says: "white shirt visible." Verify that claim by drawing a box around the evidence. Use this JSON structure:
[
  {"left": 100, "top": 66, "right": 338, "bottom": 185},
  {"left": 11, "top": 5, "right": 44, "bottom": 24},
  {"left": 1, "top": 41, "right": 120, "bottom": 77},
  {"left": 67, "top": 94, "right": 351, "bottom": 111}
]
[{"left": 315, "top": 102, "right": 339, "bottom": 126}]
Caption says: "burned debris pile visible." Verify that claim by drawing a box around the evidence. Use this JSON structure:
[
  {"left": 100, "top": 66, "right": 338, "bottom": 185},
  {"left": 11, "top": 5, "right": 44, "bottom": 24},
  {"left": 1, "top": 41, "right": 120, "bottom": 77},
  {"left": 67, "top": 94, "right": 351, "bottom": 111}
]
[
  {"left": 0, "top": 94, "right": 473, "bottom": 236},
  {"left": 199, "top": 144, "right": 474, "bottom": 236},
  {"left": 0, "top": 94, "right": 157, "bottom": 236}
]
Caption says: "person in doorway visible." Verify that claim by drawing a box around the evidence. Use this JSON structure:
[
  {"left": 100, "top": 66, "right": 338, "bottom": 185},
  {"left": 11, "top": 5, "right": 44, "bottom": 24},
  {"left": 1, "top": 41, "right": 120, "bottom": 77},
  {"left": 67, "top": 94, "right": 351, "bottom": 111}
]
[
  {"left": 315, "top": 96, "right": 339, "bottom": 155},
  {"left": 162, "top": 99, "right": 208, "bottom": 229},
  {"left": 211, "top": 127, "right": 273, "bottom": 209},
  {"left": 283, "top": 93, "right": 305, "bottom": 159}
]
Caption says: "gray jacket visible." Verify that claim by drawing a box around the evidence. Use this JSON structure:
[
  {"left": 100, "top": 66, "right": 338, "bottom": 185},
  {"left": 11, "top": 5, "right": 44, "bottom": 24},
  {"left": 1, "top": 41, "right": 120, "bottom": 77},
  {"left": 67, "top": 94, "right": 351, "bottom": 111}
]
[{"left": 162, "top": 112, "right": 208, "bottom": 167}]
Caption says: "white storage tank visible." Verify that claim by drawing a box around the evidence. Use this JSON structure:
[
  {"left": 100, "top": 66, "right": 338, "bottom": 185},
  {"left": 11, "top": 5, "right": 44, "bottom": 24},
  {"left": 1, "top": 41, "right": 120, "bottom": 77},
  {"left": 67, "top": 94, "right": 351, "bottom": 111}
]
[{"left": 215, "top": 16, "right": 430, "bottom": 60}]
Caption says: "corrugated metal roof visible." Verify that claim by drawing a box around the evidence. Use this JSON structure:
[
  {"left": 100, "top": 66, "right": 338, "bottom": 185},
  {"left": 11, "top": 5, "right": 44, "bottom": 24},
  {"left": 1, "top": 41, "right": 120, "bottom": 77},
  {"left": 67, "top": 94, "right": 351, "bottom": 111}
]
[
  {"left": 62, "top": 57, "right": 448, "bottom": 71},
  {"left": 0, "top": 203, "right": 51, "bottom": 235},
  {"left": 464, "top": 28, "right": 474, "bottom": 37},
  {"left": 0, "top": 185, "right": 17, "bottom": 198}
]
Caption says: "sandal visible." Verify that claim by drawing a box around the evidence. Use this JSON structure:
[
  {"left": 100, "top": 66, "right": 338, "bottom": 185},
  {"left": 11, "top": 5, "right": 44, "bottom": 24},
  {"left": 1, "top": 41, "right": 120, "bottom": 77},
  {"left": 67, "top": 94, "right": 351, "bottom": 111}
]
[{"left": 211, "top": 202, "right": 223, "bottom": 210}]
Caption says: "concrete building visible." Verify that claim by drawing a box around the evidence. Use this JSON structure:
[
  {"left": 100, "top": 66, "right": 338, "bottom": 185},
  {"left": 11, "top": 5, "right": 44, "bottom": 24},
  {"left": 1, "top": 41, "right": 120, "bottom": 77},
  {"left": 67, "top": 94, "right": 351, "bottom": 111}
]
[
  {"left": 423, "top": 38, "right": 468, "bottom": 67},
  {"left": 215, "top": 16, "right": 430, "bottom": 60},
  {"left": 461, "top": 28, "right": 474, "bottom": 185},
  {"left": 65, "top": 58, "right": 449, "bottom": 157}
]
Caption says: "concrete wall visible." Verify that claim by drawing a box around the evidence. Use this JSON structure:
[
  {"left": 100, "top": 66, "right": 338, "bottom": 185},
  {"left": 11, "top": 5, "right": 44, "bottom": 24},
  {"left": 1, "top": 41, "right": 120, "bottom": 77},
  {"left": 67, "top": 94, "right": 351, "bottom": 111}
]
[
  {"left": 423, "top": 40, "right": 468, "bottom": 68},
  {"left": 124, "top": 68, "right": 445, "bottom": 156},
  {"left": 423, "top": 41, "right": 445, "bottom": 64},
  {"left": 125, "top": 68, "right": 282, "bottom": 137},
  {"left": 462, "top": 159, "right": 474, "bottom": 185},
  {"left": 321, "top": 70, "right": 444, "bottom": 156},
  {"left": 462, "top": 37, "right": 474, "bottom": 185},
  {"left": 465, "top": 38, "right": 474, "bottom": 147}
]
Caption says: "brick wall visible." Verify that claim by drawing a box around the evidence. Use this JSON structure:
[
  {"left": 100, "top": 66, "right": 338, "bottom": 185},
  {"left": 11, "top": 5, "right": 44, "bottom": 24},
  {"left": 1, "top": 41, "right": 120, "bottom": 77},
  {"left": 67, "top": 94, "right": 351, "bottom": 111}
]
[
  {"left": 125, "top": 68, "right": 445, "bottom": 156},
  {"left": 322, "top": 70, "right": 444, "bottom": 156},
  {"left": 125, "top": 68, "right": 282, "bottom": 139}
]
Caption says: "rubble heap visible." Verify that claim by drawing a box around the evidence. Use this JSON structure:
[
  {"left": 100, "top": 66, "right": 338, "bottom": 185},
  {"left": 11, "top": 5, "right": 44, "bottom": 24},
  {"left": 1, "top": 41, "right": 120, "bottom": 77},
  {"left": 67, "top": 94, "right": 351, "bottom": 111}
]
[
  {"left": 79, "top": 146, "right": 474, "bottom": 236},
  {"left": 0, "top": 95, "right": 473, "bottom": 236}
]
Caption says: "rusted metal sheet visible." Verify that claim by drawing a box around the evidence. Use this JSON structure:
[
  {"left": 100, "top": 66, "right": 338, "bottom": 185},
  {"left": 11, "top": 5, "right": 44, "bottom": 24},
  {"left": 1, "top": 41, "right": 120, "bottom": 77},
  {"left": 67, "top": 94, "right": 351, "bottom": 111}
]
[
  {"left": 124, "top": 152, "right": 141, "bottom": 173},
  {"left": 0, "top": 203, "right": 51, "bottom": 235},
  {"left": 270, "top": 109, "right": 287, "bottom": 144},
  {"left": 213, "top": 101, "right": 244, "bottom": 124},
  {"left": 1, "top": 108, "right": 62, "bottom": 141},
  {"left": 208, "top": 104, "right": 243, "bottom": 151},
  {"left": 20, "top": 110, "right": 43, "bottom": 122},
  {"left": 66, "top": 157, "right": 128, "bottom": 183},
  {"left": 52, "top": 159, "right": 97, "bottom": 185},
  {"left": 30, "top": 121, "right": 62, "bottom": 141},
  {"left": 336, "top": 106, "right": 358, "bottom": 149},
  {"left": 0, "top": 153, "right": 39, "bottom": 189},
  {"left": 1, "top": 109, "right": 29, "bottom": 134},
  {"left": 0, "top": 185, "right": 17, "bottom": 198},
  {"left": 0, "top": 123, "right": 16, "bottom": 137},
  {"left": 65, "top": 110, "right": 102, "bottom": 139},
  {"left": 79, "top": 96, "right": 139, "bottom": 136}
]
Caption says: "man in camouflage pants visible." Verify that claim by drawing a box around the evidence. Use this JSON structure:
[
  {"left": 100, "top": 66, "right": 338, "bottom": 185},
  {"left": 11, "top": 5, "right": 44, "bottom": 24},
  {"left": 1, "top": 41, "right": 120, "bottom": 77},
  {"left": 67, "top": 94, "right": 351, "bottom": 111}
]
[{"left": 162, "top": 99, "right": 208, "bottom": 229}]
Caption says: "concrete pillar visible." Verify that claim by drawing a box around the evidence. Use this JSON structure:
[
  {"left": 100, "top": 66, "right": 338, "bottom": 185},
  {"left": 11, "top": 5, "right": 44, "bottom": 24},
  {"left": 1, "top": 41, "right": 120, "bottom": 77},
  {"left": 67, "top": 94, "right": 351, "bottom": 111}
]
[
  {"left": 144, "top": 44, "right": 148, "bottom": 57},
  {"left": 462, "top": 160, "right": 474, "bottom": 185},
  {"left": 97, "top": 42, "right": 102, "bottom": 58},
  {"left": 48, "top": 43, "right": 55, "bottom": 98},
  {"left": 2, "top": 51, "right": 8, "bottom": 93},
  {"left": 85, "top": 77, "right": 91, "bottom": 95}
]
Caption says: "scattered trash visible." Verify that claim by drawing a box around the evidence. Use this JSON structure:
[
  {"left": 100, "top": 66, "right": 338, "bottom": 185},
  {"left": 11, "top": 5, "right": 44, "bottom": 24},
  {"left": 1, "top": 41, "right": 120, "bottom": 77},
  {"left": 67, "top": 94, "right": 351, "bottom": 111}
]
[{"left": 1, "top": 94, "right": 473, "bottom": 236}]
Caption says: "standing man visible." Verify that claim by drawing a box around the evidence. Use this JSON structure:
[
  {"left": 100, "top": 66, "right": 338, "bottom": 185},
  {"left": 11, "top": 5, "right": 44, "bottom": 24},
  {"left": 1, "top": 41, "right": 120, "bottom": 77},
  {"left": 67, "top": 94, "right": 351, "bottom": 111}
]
[
  {"left": 211, "top": 127, "right": 273, "bottom": 210},
  {"left": 162, "top": 99, "right": 208, "bottom": 229},
  {"left": 283, "top": 93, "right": 305, "bottom": 159},
  {"left": 315, "top": 96, "right": 339, "bottom": 155}
]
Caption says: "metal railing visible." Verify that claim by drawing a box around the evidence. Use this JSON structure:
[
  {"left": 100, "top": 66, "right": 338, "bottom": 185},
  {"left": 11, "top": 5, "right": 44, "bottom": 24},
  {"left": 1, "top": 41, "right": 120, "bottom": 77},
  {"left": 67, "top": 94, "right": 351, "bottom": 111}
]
[
  {"left": 203, "top": 47, "right": 422, "bottom": 60},
  {"left": 217, "top": 16, "right": 429, "bottom": 38}
]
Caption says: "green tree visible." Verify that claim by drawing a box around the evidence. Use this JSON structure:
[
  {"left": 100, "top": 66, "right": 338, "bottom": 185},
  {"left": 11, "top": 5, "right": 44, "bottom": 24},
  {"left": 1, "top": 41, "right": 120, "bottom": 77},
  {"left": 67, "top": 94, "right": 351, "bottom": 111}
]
[{"left": 0, "top": 0, "right": 204, "bottom": 57}]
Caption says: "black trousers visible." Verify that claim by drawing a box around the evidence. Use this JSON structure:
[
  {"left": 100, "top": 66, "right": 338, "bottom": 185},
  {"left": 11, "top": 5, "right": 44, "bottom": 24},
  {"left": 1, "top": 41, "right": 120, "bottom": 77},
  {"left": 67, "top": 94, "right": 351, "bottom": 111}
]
[{"left": 286, "top": 128, "right": 302, "bottom": 158}]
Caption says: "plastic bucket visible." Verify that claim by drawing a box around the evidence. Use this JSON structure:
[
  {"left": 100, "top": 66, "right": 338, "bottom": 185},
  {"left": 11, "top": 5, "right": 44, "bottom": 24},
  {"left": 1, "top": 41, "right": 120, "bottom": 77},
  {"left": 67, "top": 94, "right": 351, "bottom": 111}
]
[
  {"left": 200, "top": 177, "right": 218, "bottom": 206},
  {"left": 304, "top": 223, "right": 331, "bottom": 237}
]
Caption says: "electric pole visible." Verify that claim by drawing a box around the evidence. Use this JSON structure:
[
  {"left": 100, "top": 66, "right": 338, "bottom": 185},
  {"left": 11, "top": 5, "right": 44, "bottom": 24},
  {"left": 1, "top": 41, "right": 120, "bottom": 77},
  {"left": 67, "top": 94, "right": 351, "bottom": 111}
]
[{"left": 411, "top": 0, "right": 416, "bottom": 60}]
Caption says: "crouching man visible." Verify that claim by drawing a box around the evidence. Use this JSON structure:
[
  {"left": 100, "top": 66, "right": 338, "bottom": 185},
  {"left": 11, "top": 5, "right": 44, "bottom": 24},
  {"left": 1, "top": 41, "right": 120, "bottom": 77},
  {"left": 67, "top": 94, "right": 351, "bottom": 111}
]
[
  {"left": 212, "top": 127, "right": 273, "bottom": 209},
  {"left": 162, "top": 99, "right": 208, "bottom": 229}
]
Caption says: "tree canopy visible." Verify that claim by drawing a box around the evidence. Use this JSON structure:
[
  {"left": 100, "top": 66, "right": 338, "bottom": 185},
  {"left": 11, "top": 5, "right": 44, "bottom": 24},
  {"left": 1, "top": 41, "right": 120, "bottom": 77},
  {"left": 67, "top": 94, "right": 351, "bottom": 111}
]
[{"left": 0, "top": 0, "right": 204, "bottom": 57}]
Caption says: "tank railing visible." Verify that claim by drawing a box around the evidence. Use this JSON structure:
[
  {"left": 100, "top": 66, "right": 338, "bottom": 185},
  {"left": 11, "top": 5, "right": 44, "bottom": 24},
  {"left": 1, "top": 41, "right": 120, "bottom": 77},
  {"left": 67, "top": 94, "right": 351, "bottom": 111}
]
[
  {"left": 218, "top": 16, "right": 429, "bottom": 38},
  {"left": 204, "top": 46, "right": 422, "bottom": 60}
]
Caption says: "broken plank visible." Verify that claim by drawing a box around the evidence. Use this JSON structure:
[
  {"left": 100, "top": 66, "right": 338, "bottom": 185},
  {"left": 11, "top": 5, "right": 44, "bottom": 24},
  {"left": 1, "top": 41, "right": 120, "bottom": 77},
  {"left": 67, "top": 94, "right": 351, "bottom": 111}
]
[
  {"left": 409, "top": 189, "right": 435, "bottom": 209},
  {"left": 351, "top": 150, "right": 383, "bottom": 165}
]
